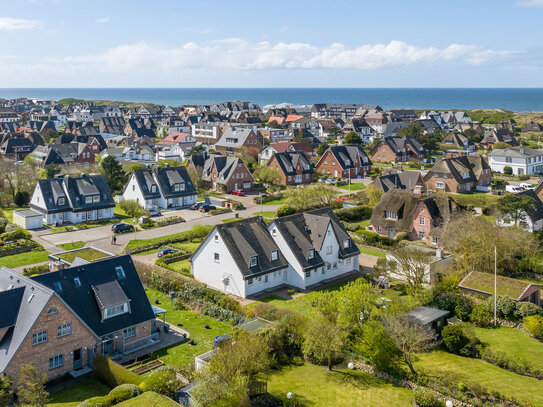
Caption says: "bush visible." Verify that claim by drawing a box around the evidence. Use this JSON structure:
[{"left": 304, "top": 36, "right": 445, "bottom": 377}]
[
  {"left": 77, "top": 395, "right": 116, "bottom": 407},
  {"left": 488, "top": 295, "right": 518, "bottom": 321},
  {"left": 442, "top": 325, "right": 470, "bottom": 355},
  {"left": 108, "top": 384, "right": 142, "bottom": 403},
  {"left": 412, "top": 388, "right": 444, "bottom": 407},
  {"left": 22, "top": 264, "right": 49, "bottom": 277},
  {"left": 1, "top": 227, "right": 31, "bottom": 241},
  {"left": 14, "top": 191, "right": 30, "bottom": 206},
  {"left": 469, "top": 303, "right": 493, "bottom": 327},
  {"left": 395, "top": 232, "right": 409, "bottom": 241},
  {"left": 504, "top": 166, "right": 513, "bottom": 175},
  {"left": 516, "top": 301, "right": 543, "bottom": 318},
  {"left": 254, "top": 193, "right": 283, "bottom": 204},
  {"left": 93, "top": 356, "right": 143, "bottom": 388},
  {"left": 277, "top": 204, "right": 295, "bottom": 217},
  {"left": 333, "top": 205, "right": 372, "bottom": 222},
  {"left": 139, "top": 370, "right": 181, "bottom": 398},
  {"left": 0, "top": 217, "right": 8, "bottom": 234},
  {"left": 341, "top": 221, "right": 360, "bottom": 232},
  {"left": 523, "top": 315, "right": 543, "bottom": 339},
  {"left": 355, "top": 230, "right": 395, "bottom": 248},
  {"left": 210, "top": 207, "right": 232, "bottom": 215}
]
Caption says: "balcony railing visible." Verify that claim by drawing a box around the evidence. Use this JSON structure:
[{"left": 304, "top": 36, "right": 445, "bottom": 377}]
[{"left": 123, "top": 332, "right": 159, "bottom": 355}]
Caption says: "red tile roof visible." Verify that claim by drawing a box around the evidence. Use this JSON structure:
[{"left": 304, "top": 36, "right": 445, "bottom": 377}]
[
  {"left": 286, "top": 114, "right": 304, "bottom": 123},
  {"left": 268, "top": 116, "right": 285, "bottom": 126},
  {"left": 160, "top": 132, "right": 190, "bottom": 145}
]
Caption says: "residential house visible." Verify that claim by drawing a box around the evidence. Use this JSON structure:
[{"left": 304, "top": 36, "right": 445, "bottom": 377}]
[
  {"left": 289, "top": 117, "right": 321, "bottom": 139},
  {"left": 369, "top": 189, "right": 458, "bottom": 245},
  {"left": 390, "top": 109, "right": 417, "bottom": 122},
  {"left": 29, "top": 175, "right": 115, "bottom": 225},
  {"left": 371, "top": 169, "right": 426, "bottom": 194},
  {"left": 124, "top": 118, "right": 156, "bottom": 139},
  {"left": 497, "top": 189, "right": 543, "bottom": 232},
  {"left": 0, "top": 255, "right": 157, "bottom": 383},
  {"left": 417, "top": 118, "right": 442, "bottom": 133},
  {"left": 123, "top": 167, "right": 197, "bottom": 209},
  {"left": 213, "top": 127, "right": 263, "bottom": 156},
  {"left": 267, "top": 152, "right": 314, "bottom": 185},
  {"left": 156, "top": 132, "right": 196, "bottom": 147},
  {"left": 489, "top": 147, "right": 543, "bottom": 175},
  {"left": 315, "top": 144, "right": 372, "bottom": 178},
  {"left": 257, "top": 128, "right": 290, "bottom": 144},
  {"left": 481, "top": 128, "right": 519, "bottom": 148},
  {"left": 32, "top": 143, "right": 95, "bottom": 168},
  {"left": 0, "top": 136, "right": 36, "bottom": 160},
  {"left": 311, "top": 104, "right": 380, "bottom": 119},
  {"left": 191, "top": 217, "right": 289, "bottom": 298},
  {"left": 269, "top": 208, "right": 360, "bottom": 291},
  {"left": 386, "top": 246, "right": 454, "bottom": 285},
  {"left": 369, "top": 136, "right": 425, "bottom": 163},
  {"left": 258, "top": 141, "right": 315, "bottom": 165},
  {"left": 365, "top": 112, "right": 390, "bottom": 134},
  {"left": 522, "top": 121, "right": 543, "bottom": 133},
  {"left": 155, "top": 142, "right": 197, "bottom": 163},
  {"left": 267, "top": 116, "right": 286, "bottom": 127},
  {"left": 0, "top": 107, "right": 18, "bottom": 123},
  {"left": 157, "top": 116, "right": 190, "bottom": 136},
  {"left": 424, "top": 156, "right": 492, "bottom": 193},
  {"left": 342, "top": 119, "right": 373, "bottom": 138},
  {"left": 201, "top": 155, "right": 255, "bottom": 193},
  {"left": 459, "top": 271, "right": 540, "bottom": 306},
  {"left": 442, "top": 131, "right": 475, "bottom": 150},
  {"left": 99, "top": 117, "right": 126, "bottom": 137}
]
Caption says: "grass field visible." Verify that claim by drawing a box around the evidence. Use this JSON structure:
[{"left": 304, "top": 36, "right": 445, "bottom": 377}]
[
  {"left": 221, "top": 217, "right": 245, "bottom": 223},
  {"left": 164, "top": 258, "right": 191, "bottom": 273},
  {"left": 143, "top": 289, "right": 232, "bottom": 367},
  {"left": 58, "top": 241, "right": 86, "bottom": 250},
  {"left": 47, "top": 379, "right": 110, "bottom": 407},
  {"left": 125, "top": 226, "right": 212, "bottom": 252},
  {"left": 479, "top": 215, "right": 496, "bottom": 225},
  {"left": 254, "top": 210, "right": 277, "bottom": 220},
  {"left": 264, "top": 363, "right": 413, "bottom": 407},
  {"left": 0, "top": 206, "right": 28, "bottom": 223},
  {"left": 359, "top": 247, "right": 386, "bottom": 258},
  {"left": 338, "top": 182, "right": 366, "bottom": 191},
  {"left": 448, "top": 192, "right": 500, "bottom": 209},
  {"left": 473, "top": 326, "right": 543, "bottom": 371},
  {"left": 116, "top": 391, "right": 179, "bottom": 406},
  {"left": 460, "top": 271, "right": 532, "bottom": 299},
  {"left": 263, "top": 196, "right": 288, "bottom": 206},
  {"left": 416, "top": 350, "right": 543, "bottom": 406},
  {"left": 0, "top": 250, "right": 49, "bottom": 268}
]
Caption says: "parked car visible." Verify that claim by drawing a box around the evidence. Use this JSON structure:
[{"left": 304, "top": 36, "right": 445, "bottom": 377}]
[
  {"left": 231, "top": 189, "right": 245, "bottom": 196},
  {"left": 157, "top": 248, "right": 177, "bottom": 258},
  {"left": 326, "top": 178, "right": 338, "bottom": 185},
  {"left": 111, "top": 223, "right": 134, "bottom": 233},
  {"left": 319, "top": 177, "right": 328, "bottom": 183},
  {"left": 148, "top": 208, "right": 162, "bottom": 217},
  {"left": 190, "top": 202, "right": 205, "bottom": 210},
  {"left": 200, "top": 204, "right": 216, "bottom": 213}
]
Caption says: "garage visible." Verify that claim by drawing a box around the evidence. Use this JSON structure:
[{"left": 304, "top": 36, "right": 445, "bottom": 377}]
[{"left": 13, "top": 209, "right": 44, "bottom": 230}]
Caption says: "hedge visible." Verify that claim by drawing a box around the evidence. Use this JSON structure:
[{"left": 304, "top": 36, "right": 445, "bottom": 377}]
[
  {"left": 156, "top": 250, "right": 192, "bottom": 264},
  {"left": 0, "top": 240, "right": 44, "bottom": 257},
  {"left": 253, "top": 193, "right": 283, "bottom": 204},
  {"left": 139, "top": 370, "right": 181, "bottom": 398},
  {"left": 125, "top": 225, "right": 212, "bottom": 254},
  {"left": 333, "top": 205, "right": 372, "bottom": 222},
  {"left": 109, "top": 384, "right": 143, "bottom": 403},
  {"left": 354, "top": 229, "right": 395, "bottom": 248},
  {"left": 209, "top": 207, "right": 232, "bottom": 216},
  {"left": 77, "top": 395, "right": 116, "bottom": 407},
  {"left": 22, "top": 263, "right": 49, "bottom": 277},
  {"left": 93, "top": 356, "right": 143, "bottom": 388},
  {"left": 0, "top": 227, "right": 31, "bottom": 241}
]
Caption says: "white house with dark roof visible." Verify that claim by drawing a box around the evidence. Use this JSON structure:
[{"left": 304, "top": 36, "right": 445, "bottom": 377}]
[
  {"left": 489, "top": 147, "right": 543, "bottom": 175},
  {"left": 30, "top": 174, "right": 115, "bottom": 225},
  {"left": 123, "top": 167, "right": 197, "bottom": 210}
]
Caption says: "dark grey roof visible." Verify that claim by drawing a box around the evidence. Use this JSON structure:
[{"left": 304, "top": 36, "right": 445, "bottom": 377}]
[
  {"left": 408, "top": 306, "right": 449, "bottom": 325},
  {"left": 92, "top": 280, "right": 130, "bottom": 308},
  {"left": 154, "top": 166, "right": 196, "bottom": 198},
  {"left": 518, "top": 189, "right": 543, "bottom": 222},
  {"left": 202, "top": 155, "right": 252, "bottom": 185},
  {"left": 371, "top": 173, "right": 407, "bottom": 193},
  {"left": 383, "top": 122, "right": 409, "bottom": 137},
  {"left": 327, "top": 145, "right": 372, "bottom": 170},
  {"left": 214, "top": 217, "right": 288, "bottom": 279},
  {"left": 272, "top": 151, "right": 314, "bottom": 176},
  {"left": 128, "top": 169, "right": 161, "bottom": 199},
  {"left": 33, "top": 255, "right": 155, "bottom": 337},
  {"left": 0, "top": 287, "right": 24, "bottom": 329},
  {"left": 0, "top": 137, "right": 35, "bottom": 154},
  {"left": 271, "top": 208, "right": 360, "bottom": 270}
]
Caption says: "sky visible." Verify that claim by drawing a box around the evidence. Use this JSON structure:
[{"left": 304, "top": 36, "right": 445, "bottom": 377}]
[{"left": 0, "top": 0, "right": 542, "bottom": 88}]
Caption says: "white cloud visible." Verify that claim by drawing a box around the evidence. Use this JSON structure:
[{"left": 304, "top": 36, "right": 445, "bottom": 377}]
[
  {"left": 516, "top": 0, "right": 543, "bottom": 7},
  {"left": 55, "top": 39, "right": 513, "bottom": 73},
  {"left": 96, "top": 17, "right": 110, "bottom": 24},
  {"left": 0, "top": 17, "right": 42, "bottom": 31}
]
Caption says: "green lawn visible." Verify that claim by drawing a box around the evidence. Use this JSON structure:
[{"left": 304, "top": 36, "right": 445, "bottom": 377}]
[
  {"left": 356, "top": 219, "right": 370, "bottom": 229},
  {"left": 479, "top": 215, "right": 496, "bottom": 225},
  {"left": 143, "top": 289, "right": 232, "bottom": 367},
  {"left": 359, "top": 247, "right": 386, "bottom": 258},
  {"left": 58, "top": 241, "right": 86, "bottom": 250},
  {"left": 116, "top": 391, "right": 179, "bottom": 406},
  {"left": 48, "top": 220, "right": 114, "bottom": 233},
  {"left": 473, "top": 326, "right": 543, "bottom": 371},
  {"left": 0, "top": 206, "right": 28, "bottom": 223},
  {"left": 221, "top": 217, "right": 245, "bottom": 223},
  {"left": 47, "top": 379, "right": 110, "bottom": 407},
  {"left": 254, "top": 211, "right": 276, "bottom": 219},
  {"left": 263, "top": 196, "right": 288, "bottom": 206},
  {"left": 448, "top": 192, "right": 500, "bottom": 209},
  {"left": 416, "top": 350, "right": 543, "bottom": 406},
  {"left": 134, "top": 239, "right": 203, "bottom": 256},
  {"left": 0, "top": 250, "right": 49, "bottom": 268},
  {"left": 55, "top": 247, "right": 111, "bottom": 263},
  {"left": 125, "top": 226, "right": 212, "bottom": 252},
  {"left": 460, "top": 271, "right": 532, "bottom": 299},
  {"left": 113, "top": 204, "right": 133, "bottom": 222},
  {"left": 338, "top": 182, "right": 366, "bottom": 191},
  {"left": 164, "top": 258, "right": 191, "bottom": 273},
  {"left": 264, "top": 363, "right": 413, "bottom": 407}
]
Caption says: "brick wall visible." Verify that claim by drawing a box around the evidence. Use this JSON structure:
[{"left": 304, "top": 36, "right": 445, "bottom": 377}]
[
  {"left": 411, "top": 201, "right": 433, "bottom": 244},
  {"left": 267, "top": 155, "right": 313, "bottom": 185},
  {"left": 370, "top": 141, "right": 400, "bottom": 162}
]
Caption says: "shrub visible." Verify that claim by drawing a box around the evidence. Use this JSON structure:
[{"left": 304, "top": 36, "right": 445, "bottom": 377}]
[
  {"left": 395, "top": 232, "right": 409, "bottom": 241},
  {"left": 516, "top": 301, "right": 543, "bottom": 319},
  {"left": 22, "top": 264, "right": 49, "bottom": 277},
  {"left": 210, "top": 207, "right": 232, "bottom": 215},
  {"left": 0, "top": 217, "right": 8, "bottom": 234},
  {"left": 469, "top": 303, "right": 493, "bottom": 327},
  {"left": 1, "top": 227, "right": 31, "bottom": 241},
  {"left": 488, "top": 296, "right": 518, "bottom": 321},
  {"left": 504, "top": 166, "right": 513, "bottom": 175},
  {"left": 523, "top": 315, "right": 543, "bottom": 339},
  {"left": 277, "top": 204, "right": 295, "bottom": 217},
  {"left": 333, "top": 205, "right": 372, "bottom": 222},
  {"left": 355, "top": 230, "right": 395, "bottom": 248},
  {"left": 93, "top": 356, "right": 143, "bottom": 388},
  {"left": 341, "top": 221, "right": 360, "bottom": 232},
  {"left": 442, "top": 325, "right": 470, "bottom": 355},
  {"left": 77, "top": 395, "right": 116, "bottom": 407},
  {"left": 139, "top": 370, "right": 181, "bottom": 398},
  {"left": 108, "top": 383, "right": 142, "bottom": 403},
  {"left": 412, "top": 388, "right": 445, "bottom": 407},
  {"left": 14, "top": 191, "right": 30, "bottom": 206}
]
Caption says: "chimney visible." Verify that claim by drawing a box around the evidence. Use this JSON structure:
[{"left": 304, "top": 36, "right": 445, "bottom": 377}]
[{"left": 436, "top": 249, "right": 443, "bottom": 259}]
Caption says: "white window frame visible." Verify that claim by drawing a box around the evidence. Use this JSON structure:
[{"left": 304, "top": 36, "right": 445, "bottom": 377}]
[
  {"left": 271, "top": 250, "right": 278, "bottom": 261},
  {"left": 308, "top": 249, "right": 315, "bottom": 259},
  {"left": 214, "top": 253, "right": 220, "bottom": 263},
  {"left": 250, "top": 256, "right": 258, "bottom": 267},
  {"left": 326, "top": 245, "right": 333, "bottom": 254},
  {"left": 123, "top": 326, "right": 136, "bottom": 338},
  {"left": 343, "top": 238, "right": 350, "bottom": 249},
  {"left": 419, "top": 216, "right": 425, "bottom": 226},
  {"left": 104, "top": 303, "right": 128, "bottom": 319}
]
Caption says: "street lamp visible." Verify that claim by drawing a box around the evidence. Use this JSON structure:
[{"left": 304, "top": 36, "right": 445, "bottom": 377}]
[
  {"left": 134, "top": 217, "right": 137, "bottom": 240},
  {"left": 259, "top": 192, "right": 263, "bottom": 215}
]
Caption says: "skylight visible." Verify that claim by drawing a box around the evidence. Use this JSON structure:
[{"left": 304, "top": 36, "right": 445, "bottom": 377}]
[
  {"left": 74, "top": 277, "right": 81, "bottom": 287},
  {"left": 115, "top": 266, "right": 126, "bottom": 279},
  {"left": 53, "top": 281, "right": 62, "bottom": 292}
]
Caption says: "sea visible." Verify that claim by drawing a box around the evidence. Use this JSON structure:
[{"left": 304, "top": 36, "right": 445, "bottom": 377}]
[{"left": 1, "top": 88, "right": 542, "bottom": 112}]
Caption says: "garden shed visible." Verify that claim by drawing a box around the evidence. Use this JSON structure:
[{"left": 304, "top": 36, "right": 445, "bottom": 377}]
[{"left": 12, "top": 209, "right": 43, "bottom": 230}]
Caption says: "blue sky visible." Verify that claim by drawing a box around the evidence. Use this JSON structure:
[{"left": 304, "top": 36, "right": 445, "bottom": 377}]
[{"left": 0, "top": 0, "right": 542, "bottom": 87}]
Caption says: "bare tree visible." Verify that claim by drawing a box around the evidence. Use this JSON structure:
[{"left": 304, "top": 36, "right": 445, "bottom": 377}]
[
  {"left": 187, "top": 165, "right": 206, "bottom": 191},
  {"left": 0, "top": 158, "right": 38, "bottom": 202},
  {"left": 380, "top": 246, "right": 434, "bottom": 289}
]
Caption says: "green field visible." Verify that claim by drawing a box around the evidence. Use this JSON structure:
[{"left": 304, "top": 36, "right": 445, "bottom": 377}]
[
  {"left": 116, "top": 391, "right": 179, "bottom": 406},
  {"left": 448, "top": 192, "right": 500, "bottom": 209},
  {"left": 474, "top": 326, "right": 543, "bottom": 371},
  {"left": 58, "top": 241, "right": 86, "bottom": 250},
  {"left": 263, "top": 196, "right": 288, "bottom": 205},
  {"left": 0, "top": 250, "right": 49, "bottom": 268},
  {"left": 416, "top": 350, "right": 543, "bottom": 406},
  {"left": 264, "top": 363, "right": 413, "bottom": 407},
  {"left": 254, "top": 211, "right": 277, "bottom": 220},
  {"left": 338, "top": 182, "right": 366, "bottom": 191},
  {"left": 221, "top": 217, "right": 245, "bottom": 223},
  {"left": 125, "top": 226, "right": 212, "bottom": 252},
  {"left": 163, "top": 258, "right": 191, "bottom": 274},
  {"left": 47, "top": 379, "right": 110, "bottom": 407},
  {"left": 142, "top": 290, "right": 232, "bottom": 367},
  {"left": 0, "top": 207, "right": 28, "bottom": 223},
  {"left": 359, "top": 247, "right": 386, "bottom": 258}
]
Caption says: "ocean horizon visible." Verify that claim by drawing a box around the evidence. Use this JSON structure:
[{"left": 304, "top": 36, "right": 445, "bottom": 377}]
[{"left": 1, "top": 88, "right": 543, "bottom": 112}]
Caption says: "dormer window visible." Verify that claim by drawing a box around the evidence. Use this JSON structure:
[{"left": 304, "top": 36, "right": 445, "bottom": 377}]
[
  {"left": 58, "top": 197, "right": 65, "bottom": 205},
  {"left": 385, "top": 211, "right": 398, "bottom": 219},
  {"left": 250, "top": 256, "right": 258, "bottom": 267},
  {"left": 85, "top": 196, "right": 92, "bottom": 204},
  {"left": 104, "top": 303, "right": 128, "bottom": 319},
  {"left": 343, "top": 238, "right": 350, "bottom": 249},
  {"left": 308, "top": 249, "right": 315, "bottom": 259},
  {"left": 151, "top": 185, "right": 157, "bottom": 193},
  {"left": 271, "top": 250, "right": 279, "bottom": 261},
  {"left": 115, "top": 266, "right": 126, "bottom": 279},
  {"left": 93, "top": 195, "right": 100, "bottom": 203},
  {"left": 74, "top": 277, "right": 81, "bottom": 287}
]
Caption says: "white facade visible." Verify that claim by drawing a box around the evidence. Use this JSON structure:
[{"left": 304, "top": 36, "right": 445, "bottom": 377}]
[
  {"left": 258, "top": 146, "right": 277, "bottom": 165},
  {"left": 489, "top": 150, "right": 543, "bottom": 176},
  {"left": 497, "top": 213, "right": 543, "bottom": 232}
]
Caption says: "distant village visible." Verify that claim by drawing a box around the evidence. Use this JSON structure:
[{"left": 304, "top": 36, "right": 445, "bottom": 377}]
[{"left": 1, "top": 97, "right": 543, "bottom": 407}]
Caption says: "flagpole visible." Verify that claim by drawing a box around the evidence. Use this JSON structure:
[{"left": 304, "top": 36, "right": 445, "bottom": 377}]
[{"left": 494, "top": 246, "right": 497, "bottom": 327}]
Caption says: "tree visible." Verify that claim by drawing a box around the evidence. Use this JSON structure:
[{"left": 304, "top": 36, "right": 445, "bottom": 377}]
[
  {"left": 17, "top": 363, "right": 48, "bottom": 407},
  {"left": 504, "top": 166, "right": 513, "bottom": 175},
  {"left": 0, "top": 158, "right": 38, "bottom": 202},
  {"left": 20, "top": 113, "right": 29, "bottom": 127},
  {"left": 327, "top": 126, "right": 344, "bottom": 141},
  {"left": 187, "top": 165, "right": 206, "bottom": 191},
  {"left": 464, "top": 128, "right": 482, "bottom": 143},
  {"left": 364, "top": 184, "right": 383, "bottom": 207},
  {"left": 398, "top": 122, "right": 443, "bottom": 152},
  {"left": 127, "top": 163, "right": 146, "bottom": 173},
  {"left": 356, "top": 320, "right": 400, "bottom": 371},
  {"left": 441, "top": 325, "right": 470, "bottom": 354},
  {"left": 493, "top": 142, "right": 510, "bottom": 150},
  {"left": 42, "top": 130, "right": 58, "bottom": 144},
  {"left": 101, "top": 156, "right": 127, "bottom": 194},
  {"left": 119, "top": 200, "right": 144, "bottom": 218},
  {"left": 317, "top": 142, "right": 329, "bottom": 156},
  {"left": 0, "top": 375, "right": 13, "bottom": 407},
  {"left": 14, "top": 191, "right": 30, "bottom": 206},
  {"left": 293, "top": 129, "right": 309, "bottom": 143},
  {"left": 379, "top": 246, "right": 434, "bottom": 289},
  {"left": 344, "top": 131, "right": 362, "bottom": 145},
  {"left": 45, "top": 164, "right": 61, "bottom": 179},
  {"left": 285, "top": 184, "right": 337, "bottom": 211},
  {"left": 497, "top": 193, "right": 535, "bottom": 226},
  {"left": 156, "top": 159, "right": 182, "bottom": 168},
  {"left": 254, "top": 166, "right": 280, "bottom": 185},
  {"left": 188, "top": 144, "right": 206, "bottom": 156},
  {"left": 302, "top": 317, "right": 344, "bottom": 370},
  {"left": 267, "top": 120, "right": 283, "bottom": 129},
  {"left": 382, "top": 316, "right": 435, "bottom": 375}
]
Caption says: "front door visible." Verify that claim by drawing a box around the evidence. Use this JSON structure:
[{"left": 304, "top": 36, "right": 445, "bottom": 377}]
[
  {"left": 388, "top": 227, "right": 395, "bottom": 239},
  {"left": 102, "top": 340, "right": 113, "bottom": 355},
  {"left": 73, "top": 348, "right": 82, "bottom": 370}
]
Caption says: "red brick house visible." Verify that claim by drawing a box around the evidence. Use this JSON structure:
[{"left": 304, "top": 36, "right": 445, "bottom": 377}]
[
  {"left": 424, "top": 156, "right": 491, "bottom": 193},
  {"left": 202, "top": 155, "right": 255, "bottom": 193},
  {"left": 369, "top": 136, "right": 425, "bottom": 163},
  {"left": 267, "top": 151, "right": 314, "bottom": 185},
  {"left": 0, "top": 255, "right": 157, "bottom": 384},
  {"left": 315, "top": 145, "right": 372, "bottom": 178}
]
